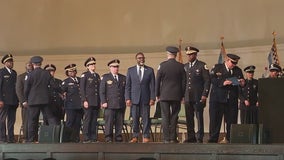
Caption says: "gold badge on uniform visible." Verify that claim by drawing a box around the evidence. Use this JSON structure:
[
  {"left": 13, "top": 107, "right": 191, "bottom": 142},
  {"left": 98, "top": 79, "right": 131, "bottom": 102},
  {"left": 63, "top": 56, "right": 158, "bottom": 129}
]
[
  {"left": 4, "top": 75, "right": 10, "bottom": 78},
  {"left": 107, "top": 80, "right": 113, "bottom": 84},
  {"left": 216, "top": 72, "right": 222, "bottom": 76}
]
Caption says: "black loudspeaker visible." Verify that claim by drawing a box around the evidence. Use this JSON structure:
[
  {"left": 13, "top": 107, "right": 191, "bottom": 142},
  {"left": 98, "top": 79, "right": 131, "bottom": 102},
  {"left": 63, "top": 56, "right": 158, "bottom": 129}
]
[
  {"left": 38, "top": 125, "right": 61, "bottom": 143},
  {"left": 38, "top": 123, "right": 75, "bottom": 143},
  {"left": 59, "top": 126, "right": 74, "bottom": 143},
  {"left": 230, "top": 124, "right": 258, "bottom": 144},
  {"left": 258, "top": 78, "right": 284, "bottom": 143}
]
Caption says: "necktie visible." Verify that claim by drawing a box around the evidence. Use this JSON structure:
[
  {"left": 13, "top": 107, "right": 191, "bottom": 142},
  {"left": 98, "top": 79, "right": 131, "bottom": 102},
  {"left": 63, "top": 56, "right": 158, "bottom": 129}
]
[
  {"left": 139, "top": 66, "right": 142, "bottom": 81},
  {"left": 114, "top": 75, "right": 118, "bottom": 82},
  {"left": 229, "top": 69, "right": 232, "bottom": 75}
]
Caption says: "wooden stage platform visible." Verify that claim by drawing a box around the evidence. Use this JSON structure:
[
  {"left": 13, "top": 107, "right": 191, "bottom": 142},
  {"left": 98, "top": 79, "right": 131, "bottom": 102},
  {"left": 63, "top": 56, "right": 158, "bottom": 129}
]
[{"left": 1, "top": 143, "right": 284, "bottom": 160}]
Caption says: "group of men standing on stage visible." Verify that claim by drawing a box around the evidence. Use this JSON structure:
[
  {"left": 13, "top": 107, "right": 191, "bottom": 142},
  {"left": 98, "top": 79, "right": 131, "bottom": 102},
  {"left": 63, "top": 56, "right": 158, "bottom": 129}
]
[{"left": 0, "top": 46, "right": 281, "bottom": 144}]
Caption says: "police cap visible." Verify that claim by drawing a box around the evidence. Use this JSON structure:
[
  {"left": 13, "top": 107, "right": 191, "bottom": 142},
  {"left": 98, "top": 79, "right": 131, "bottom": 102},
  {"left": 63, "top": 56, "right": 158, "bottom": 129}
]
[
  {"left": 185, "top": 46, "right": 199, "bottom": 55},
  {"left": 1, "top": 54, "right": 13, "bottom": 64},
  {"left": 166, "top": 46, "right": 179, "bottom": 56},
  {"left": 65, "top": 64, "right": 77, "bottom": 71},
  {"left": 244, "top": 65, "right": 255, "bottom": 73},
  {"left": 108, "top": 59, "right": 120, "bottom": 67},
  {"left": 227, "top": 53, "right": 240, "bottom": 63},
  {"left": 84, "top": 57, "right": 96, "bottom": 67},
  {"left": 30, "top": 56, "right": 43, "bottom": 64},
  {"left": 269, "top": 63, "right": 281, "bottom": 72},
  {"left": 44, "top": 64, "right": 56, "bottom": 71}
]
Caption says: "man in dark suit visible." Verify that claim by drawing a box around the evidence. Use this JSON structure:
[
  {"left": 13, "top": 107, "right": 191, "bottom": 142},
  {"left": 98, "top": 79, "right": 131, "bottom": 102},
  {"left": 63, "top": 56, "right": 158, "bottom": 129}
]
[
  {"left": 23, "top": 56, "right": 57, "bottom": 142},
  {"left": 125, "top": 52, "right": 155, "bottom": 143},
  {"left": 0, "top": 54, "right": 19, "bottom": 143},
  {"left": 80, "top": 57, "right": 101, "bottom": 143},
  {"left": 183, "top": 46, "right": 210, "bottom": 143},
  {"left": 44, "top": 64, "right": 64, "bottom": 125},
  {"left": 240, "top": 65, "right": 258, "bottom": 124},
  {"left": 208, "top": 54, "right": 245, "bottom": 143},
  {"left": 16, "top": 62, "right": 33, "bottom": 142},
  {"left": 62, "top": 64, "right": 82, "bottom": 143},
  {"left": 100, "top": 59, "right": 126, "bottom": 143},
  {"left": 155, "top": 46, "right": 186, "bottom": 143}
]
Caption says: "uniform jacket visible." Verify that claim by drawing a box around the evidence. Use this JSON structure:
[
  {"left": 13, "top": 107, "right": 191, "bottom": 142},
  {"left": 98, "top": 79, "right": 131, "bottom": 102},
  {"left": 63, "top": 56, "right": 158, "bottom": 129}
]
[
  {"left": 155, "top": 58, "right": 186, "bottom": 101},
  {"left": 24, "top": 67, "right": 51, "bottom": 105},
  {"left": 16, "top": 72, "right": 27, "bottom": 105},
  {"left": 48, "top": 77, "right": 63, "bottom": 106},
  {"left": 125, "top": 65, "right": 155, "bottom": 105},
  {"left": 80, "top": 71, "right": 100, "bottom": 108},
  {"left": 100, "top": 73, "right": 126, "bottom": 109},
  {"left": 184, "top": 60, "right": 211, "bottom": 102},
  {"left": 61, "top": 77, "right": 81, "bottom": 110},
  {"left": 239, "top": 78, "right": 258, "bottom": 106},
  {"left": 0, "top": 67, "right": 18, "bottom": 106},
  {"left": 209, "top": 63, "right": 244, "bottom": 103}
]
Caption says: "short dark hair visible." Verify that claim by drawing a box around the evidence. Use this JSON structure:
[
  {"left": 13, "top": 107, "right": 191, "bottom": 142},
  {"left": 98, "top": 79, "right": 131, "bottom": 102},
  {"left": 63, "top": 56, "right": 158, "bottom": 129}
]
[{"left": 135, "top": 52, "right": 144, "bottom": 58}]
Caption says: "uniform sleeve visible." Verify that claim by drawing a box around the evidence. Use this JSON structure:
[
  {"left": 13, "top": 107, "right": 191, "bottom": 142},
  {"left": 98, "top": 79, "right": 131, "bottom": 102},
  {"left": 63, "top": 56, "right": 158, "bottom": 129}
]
[
  {"left": 202, "top": 64, "right": 211, "bottom": 97},
  {"left": 149, "top": 68, "right": 156, "bottom": 100},
  {"left": 99, "top": 75, "right": 107, "bottom": 104},
  {"left": 155, "top": 67, "right": 162, "bottom": 97},
  {"left": 80, "top": 74, "right": 87, "bottom": 101},
  {"left": 181, "top": 66, "right": 186, "bottom": 96},
  {"left": 0, "top": 70, "right": 3, "bottom": 101},
  {"left": 24, "top": 74, "right": 31, "bottom": 102}
]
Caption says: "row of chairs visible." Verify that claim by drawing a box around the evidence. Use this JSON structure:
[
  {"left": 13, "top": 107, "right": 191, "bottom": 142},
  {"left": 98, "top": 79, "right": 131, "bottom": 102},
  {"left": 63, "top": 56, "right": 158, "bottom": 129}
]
[{"left": 18, "top": 102, "right": 187, "bottom": 143}]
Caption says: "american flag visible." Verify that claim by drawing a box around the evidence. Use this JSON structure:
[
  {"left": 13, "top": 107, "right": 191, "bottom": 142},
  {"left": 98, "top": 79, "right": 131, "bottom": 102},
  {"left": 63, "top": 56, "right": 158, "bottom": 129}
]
[
  {"left": 218, "top": 37, "right": 227, "bottom": 64},
  {"left": 267, "top": 37, "right": 280, "bottom": 66}
]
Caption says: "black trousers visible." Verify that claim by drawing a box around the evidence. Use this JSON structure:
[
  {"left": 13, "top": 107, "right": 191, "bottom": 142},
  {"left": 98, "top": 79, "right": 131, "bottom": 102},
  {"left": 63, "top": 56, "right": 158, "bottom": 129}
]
[
  {"left": 27, "top": 104, "right": 57, "bottom": 142},
  {"left": 209, "top": 101, "right": 238, "bottom": 142},
  {"left": 104, "top": 108, "right": 124, "bottom": 142},
  {"left": 160, "top": 100, "right": 181, "bottom": 141},
  {"left": 184, "top": 101, "right": 204, "bottom": 141},
  {"left": 0, "top": 105, "right": 17, "bottom": 142},
  {"left": 82, "top": 107, "right": 99, "bottom": 141},
  {"left": 21, "top": 106, "right": 29, "bottom": 141},
  {"left": 65, "top": 109, "right": 82, "bottom": 142}
]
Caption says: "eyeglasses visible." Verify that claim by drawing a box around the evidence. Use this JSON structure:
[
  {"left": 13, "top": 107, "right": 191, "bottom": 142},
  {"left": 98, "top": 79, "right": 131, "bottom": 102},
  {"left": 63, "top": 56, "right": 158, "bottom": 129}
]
[
  {"left": 111, "top": 66, "right": 119, "bottom": 68},
  {"left": 137, "top": 57, "right": 145, "bottom": 59},
  {"left": 231, "top": 60, "right": 238, "bottom": 65}
]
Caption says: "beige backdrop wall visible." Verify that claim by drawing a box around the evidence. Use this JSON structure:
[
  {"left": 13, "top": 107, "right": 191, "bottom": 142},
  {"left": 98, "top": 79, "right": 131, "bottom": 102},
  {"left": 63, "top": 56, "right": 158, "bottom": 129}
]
[{"left": 0, "top": 0, "right": 283, "bottom": 134}]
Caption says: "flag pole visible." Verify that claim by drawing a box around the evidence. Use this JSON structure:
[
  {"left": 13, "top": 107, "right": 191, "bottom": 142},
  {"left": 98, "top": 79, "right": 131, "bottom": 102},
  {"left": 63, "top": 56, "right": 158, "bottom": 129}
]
[
  {"left": 219, "top": 36, "right": 228, "bottom": 144},
  {"left": 178, "top": 38, "right": 183, "bottom": 63}
]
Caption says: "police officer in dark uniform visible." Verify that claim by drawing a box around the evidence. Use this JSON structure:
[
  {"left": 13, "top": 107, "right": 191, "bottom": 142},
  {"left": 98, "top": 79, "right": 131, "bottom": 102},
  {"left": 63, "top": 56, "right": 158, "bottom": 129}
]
[
  {"left": 61, "top": 64, "right": 82, "bottom": 143},
  {"left": 0, "top": 54, "right": 19, "bottom": 143},
  {"left": 16, "top": 62, "right": 33, "bottom": 142},
  {"left": 240, "top": 65, "right": 258, "bottom": 124},
  {"left": 268, "top": 63, "right": 282, "bottom": 78},
  {"left": 100, "top": 59, "right": 126, "bottom": 143},
  {"left": 24, "top": 56, "right": 57, "bottom": 142},
  {"left": 80, "top": 57, "right": 101, "bottom": 143},
  {"left": 208, "top": 54, "right": 245, "bottom": 143},
  {"left": 155, "top": 46, "right": 186, "bottom": 143},
  {"left": 183, "top": 46, "right": 210, "bottom": 143},
  {"left": 44, "top": 64, "right": 64, "bottom": 125}
]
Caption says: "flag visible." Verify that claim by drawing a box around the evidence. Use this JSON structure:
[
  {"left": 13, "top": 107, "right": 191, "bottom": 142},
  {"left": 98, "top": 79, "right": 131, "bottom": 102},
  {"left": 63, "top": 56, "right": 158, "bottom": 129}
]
[
  {"left": 218, "top": 40, "right": 227, "bottom": 64},
  {"left": 267, "top": 37, "right": 280, "bottom": 66}
]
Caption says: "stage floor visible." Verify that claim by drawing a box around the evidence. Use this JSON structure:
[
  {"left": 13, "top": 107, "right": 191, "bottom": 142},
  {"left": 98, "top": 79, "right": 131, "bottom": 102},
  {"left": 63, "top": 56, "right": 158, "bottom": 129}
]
[{"left": 1, "top": 142, "right": 284, "bottom": 160}]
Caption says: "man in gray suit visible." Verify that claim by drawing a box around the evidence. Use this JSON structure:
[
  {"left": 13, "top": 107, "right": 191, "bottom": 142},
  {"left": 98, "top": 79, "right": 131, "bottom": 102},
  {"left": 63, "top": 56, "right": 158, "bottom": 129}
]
[
  {"left": 156, "top": 46, "right": 186, "bottom": 143},
  {"left": 125, "top": 52, "right": 155, "bottom": 143}
]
